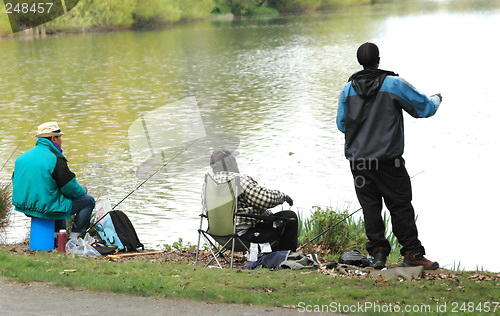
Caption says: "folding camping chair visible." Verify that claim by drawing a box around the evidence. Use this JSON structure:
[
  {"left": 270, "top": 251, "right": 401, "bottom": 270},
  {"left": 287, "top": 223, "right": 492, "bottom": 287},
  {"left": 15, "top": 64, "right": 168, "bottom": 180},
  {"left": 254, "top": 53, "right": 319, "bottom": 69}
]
[
  {"left": 195, "top": 173, "right": 292, "bottom": 268},
  {"left": 196, "top": 173, "right": 247, "bottom": 268}
]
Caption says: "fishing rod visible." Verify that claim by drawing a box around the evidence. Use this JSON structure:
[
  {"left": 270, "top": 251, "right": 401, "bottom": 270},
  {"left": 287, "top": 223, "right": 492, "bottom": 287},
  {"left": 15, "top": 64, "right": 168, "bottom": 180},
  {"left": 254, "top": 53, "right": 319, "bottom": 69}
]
[
  {"left": 298, "top": 170, "right": 424, "bottom": 250},
  {"left": 87, "top": 138, "right": 201, "bottom": 232},
  {"left": 0, "top": 118, "right": 41, "bottom": 174}
]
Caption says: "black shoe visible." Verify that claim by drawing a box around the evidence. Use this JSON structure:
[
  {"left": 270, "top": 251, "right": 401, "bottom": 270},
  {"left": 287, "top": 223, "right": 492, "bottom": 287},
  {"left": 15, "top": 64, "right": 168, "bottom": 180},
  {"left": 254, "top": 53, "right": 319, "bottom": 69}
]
[
  {"left": 402, "top": 249, "right": 439, "bottom": 270},
  {"left": 372, "top": 249, "right": 387, "bottom": 270}
]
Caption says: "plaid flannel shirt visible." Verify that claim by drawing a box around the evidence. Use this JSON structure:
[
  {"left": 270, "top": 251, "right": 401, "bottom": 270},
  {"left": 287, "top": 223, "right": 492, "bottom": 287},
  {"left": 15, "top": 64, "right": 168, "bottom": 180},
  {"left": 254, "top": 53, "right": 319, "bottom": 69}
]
[{"left": 202, "top": 171, "right": 287, "bottom": 227}]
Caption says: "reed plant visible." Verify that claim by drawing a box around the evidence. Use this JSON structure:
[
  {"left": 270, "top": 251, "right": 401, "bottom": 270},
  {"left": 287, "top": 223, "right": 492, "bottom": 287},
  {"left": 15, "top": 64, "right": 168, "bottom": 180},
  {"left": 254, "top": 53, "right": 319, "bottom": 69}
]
[
  {"left": 298, "top": 205, "right": 368, "bottom": 260},
  {"left": 298, "top": 205, "right": 416, "bottom": 264},
  {"left": 382, "top": 211, "right": 403, "bottom": 264},
  {"left": 0, "top": 181, "right": 12, "bottom": 240}
]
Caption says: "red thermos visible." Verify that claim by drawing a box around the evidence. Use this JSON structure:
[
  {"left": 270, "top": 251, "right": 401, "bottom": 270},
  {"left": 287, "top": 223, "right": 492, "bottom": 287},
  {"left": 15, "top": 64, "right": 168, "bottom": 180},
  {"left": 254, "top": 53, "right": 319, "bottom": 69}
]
[{"left": 57, "top": 229, "right": 67, "bottom": 252}]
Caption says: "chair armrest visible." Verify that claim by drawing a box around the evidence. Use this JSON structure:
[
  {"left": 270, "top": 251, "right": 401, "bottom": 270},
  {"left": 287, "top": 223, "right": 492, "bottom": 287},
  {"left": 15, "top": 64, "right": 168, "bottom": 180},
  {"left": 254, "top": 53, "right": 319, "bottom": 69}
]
[{"left": 236, "top": 212, "right": 295, "bottom": 222}]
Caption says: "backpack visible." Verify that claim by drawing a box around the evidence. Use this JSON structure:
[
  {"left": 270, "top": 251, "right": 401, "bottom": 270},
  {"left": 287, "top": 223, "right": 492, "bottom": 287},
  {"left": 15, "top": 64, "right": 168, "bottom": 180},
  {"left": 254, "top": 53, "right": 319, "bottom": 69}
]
[{"left": 96, "top": 210, "right": 144, "bottom": 252}]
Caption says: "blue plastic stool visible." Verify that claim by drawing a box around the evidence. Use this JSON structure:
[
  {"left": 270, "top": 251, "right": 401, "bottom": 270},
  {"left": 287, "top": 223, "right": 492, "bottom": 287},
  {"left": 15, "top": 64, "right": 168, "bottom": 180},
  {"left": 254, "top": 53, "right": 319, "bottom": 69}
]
[{"left": 29, "top": 217, "right": 55, "bottom": 251}]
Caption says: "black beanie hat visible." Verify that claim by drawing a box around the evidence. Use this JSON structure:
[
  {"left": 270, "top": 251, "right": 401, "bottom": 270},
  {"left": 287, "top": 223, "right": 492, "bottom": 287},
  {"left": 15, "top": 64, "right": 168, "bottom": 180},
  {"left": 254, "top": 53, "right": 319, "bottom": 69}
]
[{"left": 357, "top": 42, "right": 379, "bottom": 66}]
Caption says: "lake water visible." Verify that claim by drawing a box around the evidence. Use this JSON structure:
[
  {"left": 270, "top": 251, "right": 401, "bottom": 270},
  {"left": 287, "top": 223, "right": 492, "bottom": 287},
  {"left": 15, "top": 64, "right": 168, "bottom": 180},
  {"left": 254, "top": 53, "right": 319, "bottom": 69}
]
[{"left": 1, "top": 0, "right": 499, "bottom": 272}]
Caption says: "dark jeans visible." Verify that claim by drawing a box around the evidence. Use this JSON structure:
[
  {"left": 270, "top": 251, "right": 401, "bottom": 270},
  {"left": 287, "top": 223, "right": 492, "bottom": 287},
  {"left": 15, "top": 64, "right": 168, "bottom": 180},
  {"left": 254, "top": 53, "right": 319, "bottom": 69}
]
[
  {"left": 55, "top": 194, "right": 95, "bottom": 233},
  {"left": 350, "top": 158, "right": 424, "bottom": 256},
  {"left": 241, "top": 210, "right": 298, "bottom": 251}
]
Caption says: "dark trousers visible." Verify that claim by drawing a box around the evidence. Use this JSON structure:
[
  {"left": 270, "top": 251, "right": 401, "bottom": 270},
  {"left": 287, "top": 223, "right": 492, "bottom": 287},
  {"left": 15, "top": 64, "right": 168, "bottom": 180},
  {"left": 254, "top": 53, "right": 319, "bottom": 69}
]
[
  {"left": 273, "top": 210, "right": 298, "bottom": 251},
  {"left": 242, "top": 210, "right": 298, "bottom": 252},
  {"left": 55, "top": 194, "right": 95, "bottom": 233},
  {"left": 350, "top": 158, "right": 424, "bottom": 256}
]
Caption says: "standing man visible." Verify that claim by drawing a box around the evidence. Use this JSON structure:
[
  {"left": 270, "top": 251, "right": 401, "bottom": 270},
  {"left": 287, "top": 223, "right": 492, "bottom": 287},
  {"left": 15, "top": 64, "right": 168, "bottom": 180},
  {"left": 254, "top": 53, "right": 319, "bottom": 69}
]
[
  {"left": 337, "top": 42, "right": 441, "bottom": 270},
  {"left": 12, "top": 122, "right": 95, "bottom": 240}
]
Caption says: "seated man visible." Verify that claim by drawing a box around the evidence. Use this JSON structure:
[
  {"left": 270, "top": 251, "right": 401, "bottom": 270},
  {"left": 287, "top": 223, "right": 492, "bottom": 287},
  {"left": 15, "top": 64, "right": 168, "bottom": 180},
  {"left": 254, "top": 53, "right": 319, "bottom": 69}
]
[
  {"left": 202, "top": 148, "right": 297, "bottom": 251},
  {"left": 12, "top": 122, "right": 95, "bottom": 240}
]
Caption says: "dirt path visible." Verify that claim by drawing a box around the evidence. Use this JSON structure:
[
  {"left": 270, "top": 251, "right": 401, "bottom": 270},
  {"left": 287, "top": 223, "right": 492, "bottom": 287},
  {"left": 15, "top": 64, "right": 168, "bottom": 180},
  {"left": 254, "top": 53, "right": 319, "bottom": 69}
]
[{"left": 0, "top": 277, "right": 305, "bottom": 316}]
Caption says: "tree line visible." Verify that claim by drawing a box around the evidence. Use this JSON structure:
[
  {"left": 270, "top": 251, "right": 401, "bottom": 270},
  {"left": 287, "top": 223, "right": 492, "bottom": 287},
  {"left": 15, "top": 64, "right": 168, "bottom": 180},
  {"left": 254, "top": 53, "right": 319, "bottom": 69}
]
[{"left": 0, "top": 0, "right": 371, "bottom": 35}]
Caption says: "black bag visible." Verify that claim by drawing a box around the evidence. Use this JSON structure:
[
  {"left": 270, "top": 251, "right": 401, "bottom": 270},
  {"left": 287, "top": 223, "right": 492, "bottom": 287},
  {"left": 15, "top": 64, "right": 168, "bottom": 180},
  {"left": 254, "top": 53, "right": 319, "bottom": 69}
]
[
  {"left": 90, "top": 241, "right": 118, "bottom": 255},
  {"left": 97, "top": 210, "right": 144, "bottom": 252},
  {"left": 338, "top": 250, "right": 370, "bottom": 267}
]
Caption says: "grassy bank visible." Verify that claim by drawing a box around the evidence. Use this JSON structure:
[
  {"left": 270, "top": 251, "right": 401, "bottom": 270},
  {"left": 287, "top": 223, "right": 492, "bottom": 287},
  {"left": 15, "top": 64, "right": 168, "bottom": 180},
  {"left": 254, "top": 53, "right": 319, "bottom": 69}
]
[{"left": 0, "top": 248, "right": 498, "bottom": 314}]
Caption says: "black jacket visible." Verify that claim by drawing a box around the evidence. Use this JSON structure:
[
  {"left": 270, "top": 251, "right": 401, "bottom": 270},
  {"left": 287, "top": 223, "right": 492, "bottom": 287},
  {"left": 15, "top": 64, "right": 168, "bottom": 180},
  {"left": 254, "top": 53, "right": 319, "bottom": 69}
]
[{"left": 337, "top": 69, "right": 440, "bottom": 161}]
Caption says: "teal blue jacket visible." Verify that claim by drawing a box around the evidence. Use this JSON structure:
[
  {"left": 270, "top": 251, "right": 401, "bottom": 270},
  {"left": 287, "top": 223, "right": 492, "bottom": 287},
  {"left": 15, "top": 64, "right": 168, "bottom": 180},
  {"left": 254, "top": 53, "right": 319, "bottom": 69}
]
[{"left": 11, "top": 138, "right": 86, "bottom": 219}]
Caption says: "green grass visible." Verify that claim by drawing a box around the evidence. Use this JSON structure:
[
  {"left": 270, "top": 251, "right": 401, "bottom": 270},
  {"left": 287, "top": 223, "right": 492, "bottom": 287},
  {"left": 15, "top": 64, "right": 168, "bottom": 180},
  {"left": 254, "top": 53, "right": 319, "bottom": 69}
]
[{"left": 0, "top": 248, "right": 498, "bottom": 314}]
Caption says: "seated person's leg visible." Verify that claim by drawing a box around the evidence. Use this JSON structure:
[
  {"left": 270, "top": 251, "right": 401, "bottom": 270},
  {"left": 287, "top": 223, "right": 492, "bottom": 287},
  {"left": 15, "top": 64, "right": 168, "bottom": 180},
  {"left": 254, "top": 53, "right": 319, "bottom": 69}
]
[
  {"left": 70, "top": 194, "right": 95, "bottom": 235},
  {"left": 272, "top": 210, "right": 298, "bottom": 251}
]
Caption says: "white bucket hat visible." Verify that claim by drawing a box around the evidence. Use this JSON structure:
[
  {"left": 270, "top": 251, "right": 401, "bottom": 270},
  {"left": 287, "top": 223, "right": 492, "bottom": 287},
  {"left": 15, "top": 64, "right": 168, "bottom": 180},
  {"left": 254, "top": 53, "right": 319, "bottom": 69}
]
[{"left": 36, "top": 122, "right": 65, "bottom": 138}]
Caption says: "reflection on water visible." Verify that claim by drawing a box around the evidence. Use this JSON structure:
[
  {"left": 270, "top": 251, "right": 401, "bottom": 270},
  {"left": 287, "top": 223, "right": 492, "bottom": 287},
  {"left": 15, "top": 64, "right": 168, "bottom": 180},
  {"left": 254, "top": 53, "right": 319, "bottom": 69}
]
[{"left": 1, "top": 0, "right": 499, "bottom": 271}]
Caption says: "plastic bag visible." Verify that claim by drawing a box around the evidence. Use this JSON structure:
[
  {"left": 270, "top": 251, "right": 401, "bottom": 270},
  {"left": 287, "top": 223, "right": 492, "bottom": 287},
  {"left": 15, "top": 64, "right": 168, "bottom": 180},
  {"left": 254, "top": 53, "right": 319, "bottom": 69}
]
[
  {"left": 94, "top": 198, "right": 111, "bottom": 224},
  {"left": 65, "top": 233, "right": 101, "bottom": 256}
]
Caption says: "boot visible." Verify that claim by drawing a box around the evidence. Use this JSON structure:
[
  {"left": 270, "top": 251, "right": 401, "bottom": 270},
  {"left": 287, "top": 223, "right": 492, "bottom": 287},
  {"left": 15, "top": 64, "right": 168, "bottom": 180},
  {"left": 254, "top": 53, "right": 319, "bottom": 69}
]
[
  {"left": 403, "top": 249, "right": 439, "bottom": 270},
  {"left": 372, "top": 247, "right": 387, "bottom": 270}
]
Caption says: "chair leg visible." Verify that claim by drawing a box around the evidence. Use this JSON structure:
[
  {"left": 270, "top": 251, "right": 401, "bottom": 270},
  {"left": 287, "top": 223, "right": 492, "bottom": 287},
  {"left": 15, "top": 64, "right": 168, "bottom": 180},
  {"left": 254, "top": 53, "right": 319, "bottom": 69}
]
[
  {"left": 230, "top": 237, "right": 235, "bottom": 269},
  {"left": 195, "top": 231, "right": 202, "bottom": 266},
  {"left": 202, "top": 234, "right": 226, "bottom": 268}
]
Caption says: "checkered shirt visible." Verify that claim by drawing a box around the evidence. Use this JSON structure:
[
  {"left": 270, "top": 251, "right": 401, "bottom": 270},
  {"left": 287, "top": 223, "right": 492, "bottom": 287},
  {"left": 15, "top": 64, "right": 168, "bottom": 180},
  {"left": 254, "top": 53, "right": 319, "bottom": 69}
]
[{"left": 202, "top": 171, "right": 287, "bottom": 227}]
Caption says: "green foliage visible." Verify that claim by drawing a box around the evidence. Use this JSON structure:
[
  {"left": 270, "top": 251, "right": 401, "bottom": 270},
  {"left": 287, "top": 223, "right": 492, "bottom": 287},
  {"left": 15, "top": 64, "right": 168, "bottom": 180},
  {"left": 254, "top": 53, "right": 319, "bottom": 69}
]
[
  {"left": 299, "top": 206, "right": 414, "bottom": 264},
  {"left": 268, "top": 0, "right": 370, "bottom": 12},
  {"left": 268, "top": 0, "right": 322, "bottom": 12},
  {"left": 0, "top": 182, "right": 12, "bottom": 234},
  {"left": 296, "top": 210, "right": 311, "bottom": 245},
  {"left": 213, "top": 0, "right": 278, "bottom": 17},
  {"left": 1, "top": 0, "right": 370, "bottom": 36},
  {"left": 0, "top": 4, "right": 12, "bottom": 35},
  {"left": 245, "top": 6, "right": 279, "bottom": 16},
  {"left": 161, "top": 237, "right": 200, "bottom": 252},
  {"left": 212, "top": 0, "right": 232, "bottom": 14},
  {"left": 43, "top": 0, "right": 215, "bottom": 32},
  {"left": 46, "top": 0, "right": 135, "bottom": 31},
  {"left": 301, "top": 206, "right": 368, "bottom": 257},
  {"left": 177, "top": 0, "right": 215, "bottom": 20},
  {"left": 320, "top": 0, "right": 371, "bottom": 9},
  {"left": 452, "top": 261, "right": 465, "bottom": 272},
  {"left": 132, "top": 0, "right": 215, "bottom": 28},
  {"left": 228, "top": 0, "right": 260, "bottom": 16},
  {"left": 383, "top": 211, "right": 403, "bottom": 263},
  {"left": 132, "top": 0, "right": 182, "bottom": 27}
]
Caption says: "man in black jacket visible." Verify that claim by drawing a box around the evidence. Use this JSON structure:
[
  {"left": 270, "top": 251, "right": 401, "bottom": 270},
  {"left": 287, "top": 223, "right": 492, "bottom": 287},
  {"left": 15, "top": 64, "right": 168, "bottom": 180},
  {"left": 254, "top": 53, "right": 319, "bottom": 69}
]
[{"left": 337, "top": 42, "right": 441, "bottom": 270}]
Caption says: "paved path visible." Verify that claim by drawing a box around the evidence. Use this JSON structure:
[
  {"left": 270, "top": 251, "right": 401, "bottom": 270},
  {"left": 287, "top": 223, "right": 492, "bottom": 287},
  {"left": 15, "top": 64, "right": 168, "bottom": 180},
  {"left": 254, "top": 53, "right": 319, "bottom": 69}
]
[{"left": 0, "top": 278, "right": 307, "bottom": 316}]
